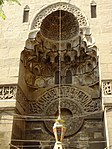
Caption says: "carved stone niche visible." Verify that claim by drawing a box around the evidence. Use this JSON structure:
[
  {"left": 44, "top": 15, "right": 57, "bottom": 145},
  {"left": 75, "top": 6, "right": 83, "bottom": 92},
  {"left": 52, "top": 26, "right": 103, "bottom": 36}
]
[{"left": 40, "top": 10, "right": 79, "bottom": 41}]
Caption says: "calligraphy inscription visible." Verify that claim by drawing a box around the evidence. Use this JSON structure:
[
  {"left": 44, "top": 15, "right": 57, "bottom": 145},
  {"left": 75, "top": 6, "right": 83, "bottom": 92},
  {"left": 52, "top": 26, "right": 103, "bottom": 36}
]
[{"left": 28, "top": 85, "right": 98, "bottom": 114}]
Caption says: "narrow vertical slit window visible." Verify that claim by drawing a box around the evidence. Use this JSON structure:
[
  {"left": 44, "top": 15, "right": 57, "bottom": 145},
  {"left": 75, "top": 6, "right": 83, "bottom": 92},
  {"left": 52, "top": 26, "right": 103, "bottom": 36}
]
[
  {"left": 66, "top": 70, "right": 72, "bottom": 84},
  {"left": 91, "top": 1, "right": 97, "bottom": 18},
  {"left": 23, "top": 5, "right": 30, "bottom": 23},
  {"left": 55, "top": 71, "right": 60, "bottom": 84}
]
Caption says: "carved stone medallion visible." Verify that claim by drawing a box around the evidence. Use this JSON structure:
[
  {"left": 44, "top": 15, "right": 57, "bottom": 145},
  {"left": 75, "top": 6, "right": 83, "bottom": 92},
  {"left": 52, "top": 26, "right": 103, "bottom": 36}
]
[{"left": 44, "top": 99, "right": 84, "bottom": 137}]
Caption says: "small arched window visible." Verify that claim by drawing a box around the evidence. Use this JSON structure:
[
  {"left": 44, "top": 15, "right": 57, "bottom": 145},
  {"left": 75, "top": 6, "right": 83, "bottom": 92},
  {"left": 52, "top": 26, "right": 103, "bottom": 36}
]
[
  {"left": 23, "top": 5, "right": 30, "bottom": 23},
  {"left": 55, "top": 71, "right": 60, "bottom": 84},
  {"left": 66, "top": 70, "right": 72, "bottom": 84},
  {"left": 91, "top": 1, "right": 97, "bottom": 18}
]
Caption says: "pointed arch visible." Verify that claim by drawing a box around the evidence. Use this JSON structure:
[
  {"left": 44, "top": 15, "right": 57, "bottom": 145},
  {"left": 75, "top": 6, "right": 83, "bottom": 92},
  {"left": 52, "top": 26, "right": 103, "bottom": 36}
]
[{"left": 29, "top": 2, "right": 89, "bottom": 38}]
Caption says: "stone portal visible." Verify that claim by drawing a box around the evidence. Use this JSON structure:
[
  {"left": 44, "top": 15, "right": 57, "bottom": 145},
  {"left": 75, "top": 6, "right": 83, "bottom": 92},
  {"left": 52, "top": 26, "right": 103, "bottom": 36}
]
[{"left": 11, "top": 2, "right": 105, "bottom": 149}]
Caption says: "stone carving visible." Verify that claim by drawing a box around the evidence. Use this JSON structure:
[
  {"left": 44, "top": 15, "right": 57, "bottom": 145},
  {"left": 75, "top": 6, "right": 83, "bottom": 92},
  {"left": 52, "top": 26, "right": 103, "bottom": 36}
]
[
  {"left": 27, "top": 86, "right": 101, "bottom": 137},
  {"left": 12, "top": 2, "right": 103, "bottom": 147},
  {"left": 102, "top": 81, "right": 112, "bottom": 95},
  {"left": 31, "top": 2, "right": 89, "bottom": 30},
  {"left": 22, "top": 34, "right": 99, "bottom": 88},
  {"left": 28, "top": 86, "right": 101, "bottom": 114},
  {"left": 25, "top": 68, "right": 53, "bottom": 88},
  {"left": 45, "top": 99, "right": 84, "bottom": 137},
  {"left": 40, "top": 10, "right": 79, "bottom": 41},
  {"left": 0, "top": 85, "right": 17, "bottom": 100},
  {"left": 22, "top": 1, "right": 99, "bottom": 88}
]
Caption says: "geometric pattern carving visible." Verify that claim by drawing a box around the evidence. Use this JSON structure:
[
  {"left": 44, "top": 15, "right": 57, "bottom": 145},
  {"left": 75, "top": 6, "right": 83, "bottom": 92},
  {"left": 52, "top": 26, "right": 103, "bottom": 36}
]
[
  {"left": 102, "top": 81, "right": 112, "bottom": 95},
  {"left": 0, "top": 85, "right": 17, "bottom": 100},
  {"left": 31, "top": 2, "right": 89, "bottom": 30}
]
